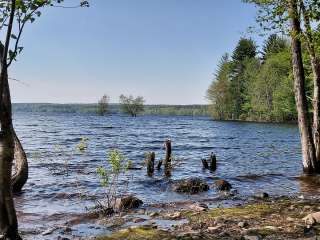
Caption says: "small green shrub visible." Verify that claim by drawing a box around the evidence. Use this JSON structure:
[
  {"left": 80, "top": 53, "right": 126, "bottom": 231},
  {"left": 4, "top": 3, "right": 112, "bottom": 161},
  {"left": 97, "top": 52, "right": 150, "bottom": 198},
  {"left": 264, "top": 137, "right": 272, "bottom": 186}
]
[{"left": 96, "top": 149, "right": 131, "bottom": 209}]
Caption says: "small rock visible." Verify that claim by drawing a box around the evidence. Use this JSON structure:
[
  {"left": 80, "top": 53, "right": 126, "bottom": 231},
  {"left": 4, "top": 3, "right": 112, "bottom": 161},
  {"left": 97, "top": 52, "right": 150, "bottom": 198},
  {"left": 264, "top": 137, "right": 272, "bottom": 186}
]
[
  {"left": 114, "top": 195, "right": 143, "bottom": 211},
  {"left": 189, "top": 202, "right": 209, "bottom": 212},
  {"left": 303, "top": 212, "right": 320, "bottom": 225},
  {"left": 238, "top": 221, "right": 248, "bottom": 228},
  {"left": 286, "top": 217, "right": 295, "bottom": 222},
  {"left": 254, "top": 192, "right": 269, "bottom": 199},
  {"left": 169, "top": 212, "right": 181, "bottom": 219},
  {"left": 304, "top": 205, "right": 312, "bottom": 211},
  {"left": 214, "top": 180, "right": 232, "bottom": 191},
  {"left": 41, "top": 227, "right": 57, "bottom": 236},
  {"left": 149, "top": 212, "right": 159, "bottom": 217},
  {"left": 63, "top": 226, "right": 72, "bottom": 233},
  {"left": 132, "top": 218, "right": 146, "bottom": 223},
  {"left": 208, "top": 225, "right": 222, "bottom": 232},
  {"left": 242, "top": 235, "right": 261, "bottom": 240},
  {"left": 264, "top": 226, "right": 277, "bottom": 230}
]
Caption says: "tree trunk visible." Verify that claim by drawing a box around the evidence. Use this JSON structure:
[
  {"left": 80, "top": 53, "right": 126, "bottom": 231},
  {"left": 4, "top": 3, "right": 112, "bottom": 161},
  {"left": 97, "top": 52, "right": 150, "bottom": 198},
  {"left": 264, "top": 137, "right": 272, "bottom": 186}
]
[
  {"left": 300, "top": 1, "right": 320, "bottom": 163},
  {"left": 0, "top": 69, "right": 21, "bottom": 239},
  {"left": 12, "top": 130, "right": 28, "bottom": 193},
  {"left": 0, "top": 0, "right": 21, "bottom": 235},
  {"left": 0, "top": 41, "right": 28, "bottom": 194},
  {"left": 288, "top": 0, "right": 320, "bottom": 173}
]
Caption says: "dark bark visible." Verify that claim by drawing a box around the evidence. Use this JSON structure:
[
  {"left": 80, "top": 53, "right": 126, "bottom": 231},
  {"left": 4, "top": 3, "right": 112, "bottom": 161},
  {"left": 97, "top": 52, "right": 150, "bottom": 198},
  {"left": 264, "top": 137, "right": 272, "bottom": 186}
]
[
  {"left": 164, "top": 139, "right": 172, "bottom": 177},
  {"left": 300, "top": 1, "right": 320, "bottom": 162},
  {"left": 209, "top": 153, "right": 217, "bottom": 172},
  {"left": 288, "top": 0, "right": 320, "bottom": 173},
  {"left": 12, "top": 130, "right": 28, "bottom": 193},
  {"left": 201, "top": 159, "right": 209, "bottom": 169},
  {"left": 0, "top": 1, "right": 22, "bottom": 238},
  {"left": 146, "top": 152, "right": 155, "bottom": 177}
]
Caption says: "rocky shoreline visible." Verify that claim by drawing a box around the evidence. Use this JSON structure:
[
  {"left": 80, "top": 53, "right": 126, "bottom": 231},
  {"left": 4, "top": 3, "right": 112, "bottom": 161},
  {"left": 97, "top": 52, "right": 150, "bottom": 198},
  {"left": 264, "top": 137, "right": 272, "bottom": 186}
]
[{"left": 96, "top": 196, "right": 320, "bottom": 240}]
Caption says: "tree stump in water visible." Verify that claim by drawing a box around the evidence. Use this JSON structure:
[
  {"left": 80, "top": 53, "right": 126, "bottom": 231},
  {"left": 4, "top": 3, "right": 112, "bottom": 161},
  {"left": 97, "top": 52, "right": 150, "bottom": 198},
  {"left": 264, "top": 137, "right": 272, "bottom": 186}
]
[
  {"left": 146, "top": 152, "right": 155, "bottom": 176},
  {"left": 202, "top": 159, "right": 209, "bottom": 169},
  {"left": 164, "top": 139, "right": 172, "bottom": 177},
  {"left": 202, "top": 153, "right": 217, "bottom": 172},
  {"left": 209, "top": 153, "right": 217, "bottom": 172}
]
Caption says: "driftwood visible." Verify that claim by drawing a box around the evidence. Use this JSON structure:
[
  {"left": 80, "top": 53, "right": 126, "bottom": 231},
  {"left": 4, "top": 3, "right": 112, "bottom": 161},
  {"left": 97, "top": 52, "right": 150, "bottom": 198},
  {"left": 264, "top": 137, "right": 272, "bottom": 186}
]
[{"left": 146, "top": 152, "right": 155, "bottom": 176}]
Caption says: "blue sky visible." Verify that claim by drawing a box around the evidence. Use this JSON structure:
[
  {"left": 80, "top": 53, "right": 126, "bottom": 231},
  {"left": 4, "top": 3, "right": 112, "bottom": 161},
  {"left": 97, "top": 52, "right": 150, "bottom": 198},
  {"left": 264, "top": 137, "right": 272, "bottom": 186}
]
[{"left": 10, "top": 0, "right": 260, "bottom": 104}]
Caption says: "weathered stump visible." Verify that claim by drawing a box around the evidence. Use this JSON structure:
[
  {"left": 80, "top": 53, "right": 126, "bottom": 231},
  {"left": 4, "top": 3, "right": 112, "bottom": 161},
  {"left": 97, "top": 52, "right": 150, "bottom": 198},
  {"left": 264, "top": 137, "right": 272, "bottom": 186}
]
[
  {"left": 202, "top": 159, "right": 209, "bottom": 169},
  {"left": 209, "top": 153, "right": 217, "bottom": 171},
  {"left": 146, "top": 152, "right": 155, "bottom": 176},
  {"left": 164, "top": 139, "right": 172, "bottom": 177}
]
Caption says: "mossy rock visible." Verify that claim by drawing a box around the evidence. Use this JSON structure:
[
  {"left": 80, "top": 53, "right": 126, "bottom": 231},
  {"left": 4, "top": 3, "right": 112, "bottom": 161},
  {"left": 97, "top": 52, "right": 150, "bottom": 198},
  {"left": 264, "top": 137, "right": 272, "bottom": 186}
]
[{"left": 172, "top": 178, "right": 209, "bottom": 194}]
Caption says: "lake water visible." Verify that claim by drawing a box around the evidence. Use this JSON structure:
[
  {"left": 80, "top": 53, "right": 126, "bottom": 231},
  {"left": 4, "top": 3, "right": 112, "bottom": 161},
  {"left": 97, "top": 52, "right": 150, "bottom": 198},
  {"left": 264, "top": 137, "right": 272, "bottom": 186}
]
[{"left": 12, "top": 112, "right": 316, "bottom": 239}]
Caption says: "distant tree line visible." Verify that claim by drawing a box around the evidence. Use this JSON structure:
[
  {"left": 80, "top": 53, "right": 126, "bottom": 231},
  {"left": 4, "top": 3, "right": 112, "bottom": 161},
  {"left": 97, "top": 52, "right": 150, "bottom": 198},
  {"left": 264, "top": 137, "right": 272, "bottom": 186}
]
[
  {"left": 207, "top": 34, "right": 301, "bottom": 122},
  {"left": 13, "top": 103, "right": 209, "bottom": 116}
]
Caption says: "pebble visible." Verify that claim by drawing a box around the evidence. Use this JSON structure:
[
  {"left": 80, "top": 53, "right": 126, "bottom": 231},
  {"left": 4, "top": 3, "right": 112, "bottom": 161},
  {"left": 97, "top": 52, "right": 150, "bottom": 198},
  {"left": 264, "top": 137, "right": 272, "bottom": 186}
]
[
  {"left": 149, "top": 212, "right": 159, "bottom": 217},
  {"left": 132, "top": 218, "right": 146, "bottom": 223},
  {"left": 169, "top": 212, "right": 181, "bottom": 219},
  {"left": 238, "top": 221, "right": 248, "bottom": 228},
  {"left": 242, "top": 235, "right": 261, "bottom": 240},
  {"left": 189, "top": 203, "right": 209, "bottom": 212},
  {"left": 286, "top": 217, "right": 295, "bottom": 222},
  {"left": 208, "top": 225, "right": 222, "bottom": 232}
]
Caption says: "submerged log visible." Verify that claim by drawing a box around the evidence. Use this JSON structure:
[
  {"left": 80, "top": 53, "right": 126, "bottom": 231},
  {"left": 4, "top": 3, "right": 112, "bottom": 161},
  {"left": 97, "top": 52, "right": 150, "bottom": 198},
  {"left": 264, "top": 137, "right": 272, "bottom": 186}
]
[
  {"left": 164, "top": 139, "right": 172, "bottom": 177},
  {"left": 12, "top": 130, "right": 29, "bottom": 193},
  {"left": 146, "top": 152, "right": 155, "bottom": 176}
]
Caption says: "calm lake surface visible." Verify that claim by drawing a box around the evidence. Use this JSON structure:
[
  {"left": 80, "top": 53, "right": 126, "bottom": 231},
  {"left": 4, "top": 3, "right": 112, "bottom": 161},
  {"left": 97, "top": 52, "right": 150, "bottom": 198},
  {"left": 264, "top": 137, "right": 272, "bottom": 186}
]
[{"left": 12, "top": 112, "right": 315, "bottom": 239}]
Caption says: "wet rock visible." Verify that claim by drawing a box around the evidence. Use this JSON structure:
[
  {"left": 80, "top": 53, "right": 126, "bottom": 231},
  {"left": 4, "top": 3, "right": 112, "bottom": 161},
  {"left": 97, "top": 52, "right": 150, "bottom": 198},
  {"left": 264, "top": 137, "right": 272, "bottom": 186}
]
[
  {"left": 303, "top": 212, "right": 320, "bottom": 225},
  {"left": 172, "top": 178, "right": 209, "bottom": 194},
  {"left": 254, "top": 192, "right": 269, "bottom": 199},
  {"left": 214, "top": 180, "right": 232, "bottom": 191},
  {"left": 208, "top": 225, "right": 222, "bottom": 232},
  {"left": 114, "top": 195, "right": 143, "bottom": 211},
  {"left": 168, "top": 211, "right": 181, "bottom": 219},
  {"left": 238, "top": 221, "right": 248, "bottom": 228},
  {"left": 189, "top": 202, "right": 209, "bottom": 212},
  {"left": 242, "top": 235, "right": 261, "bottom": 240},
  {"left": 57, "top": 237, "right": 70, "bottom": 240},
  {"left": 132, "top": 217, "right": 146, "bottom": 223},
  {"left": 286, "top": 216, "right": 295, "bottom": 222},
  {"left": 41, "top": 227, "right": 58, "bottom": 236},
  {"left": 149, "top": 212, "right": 159, "bottom": 217}
]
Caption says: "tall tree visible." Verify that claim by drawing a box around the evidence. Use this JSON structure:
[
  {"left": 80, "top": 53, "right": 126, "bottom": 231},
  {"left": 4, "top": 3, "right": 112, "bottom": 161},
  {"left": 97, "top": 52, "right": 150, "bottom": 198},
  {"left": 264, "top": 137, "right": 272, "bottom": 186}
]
[
  {"left": 300, "top": 0, "right": 320, "bottom": 162},
  {"left": 262, "top": 34, "right": 288, "bottom": 60},
  {"left": 207, "top": 54, "right": 233, "bottom": 120},
  {"left": 230, "top": 38, "right": 257, "bottom": 119},
  {"left": 0, "top": 1, "right": 89, "bottom": 238},
  {"left": 245, "top": 0, "right": 320, "bottom": 173}
]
